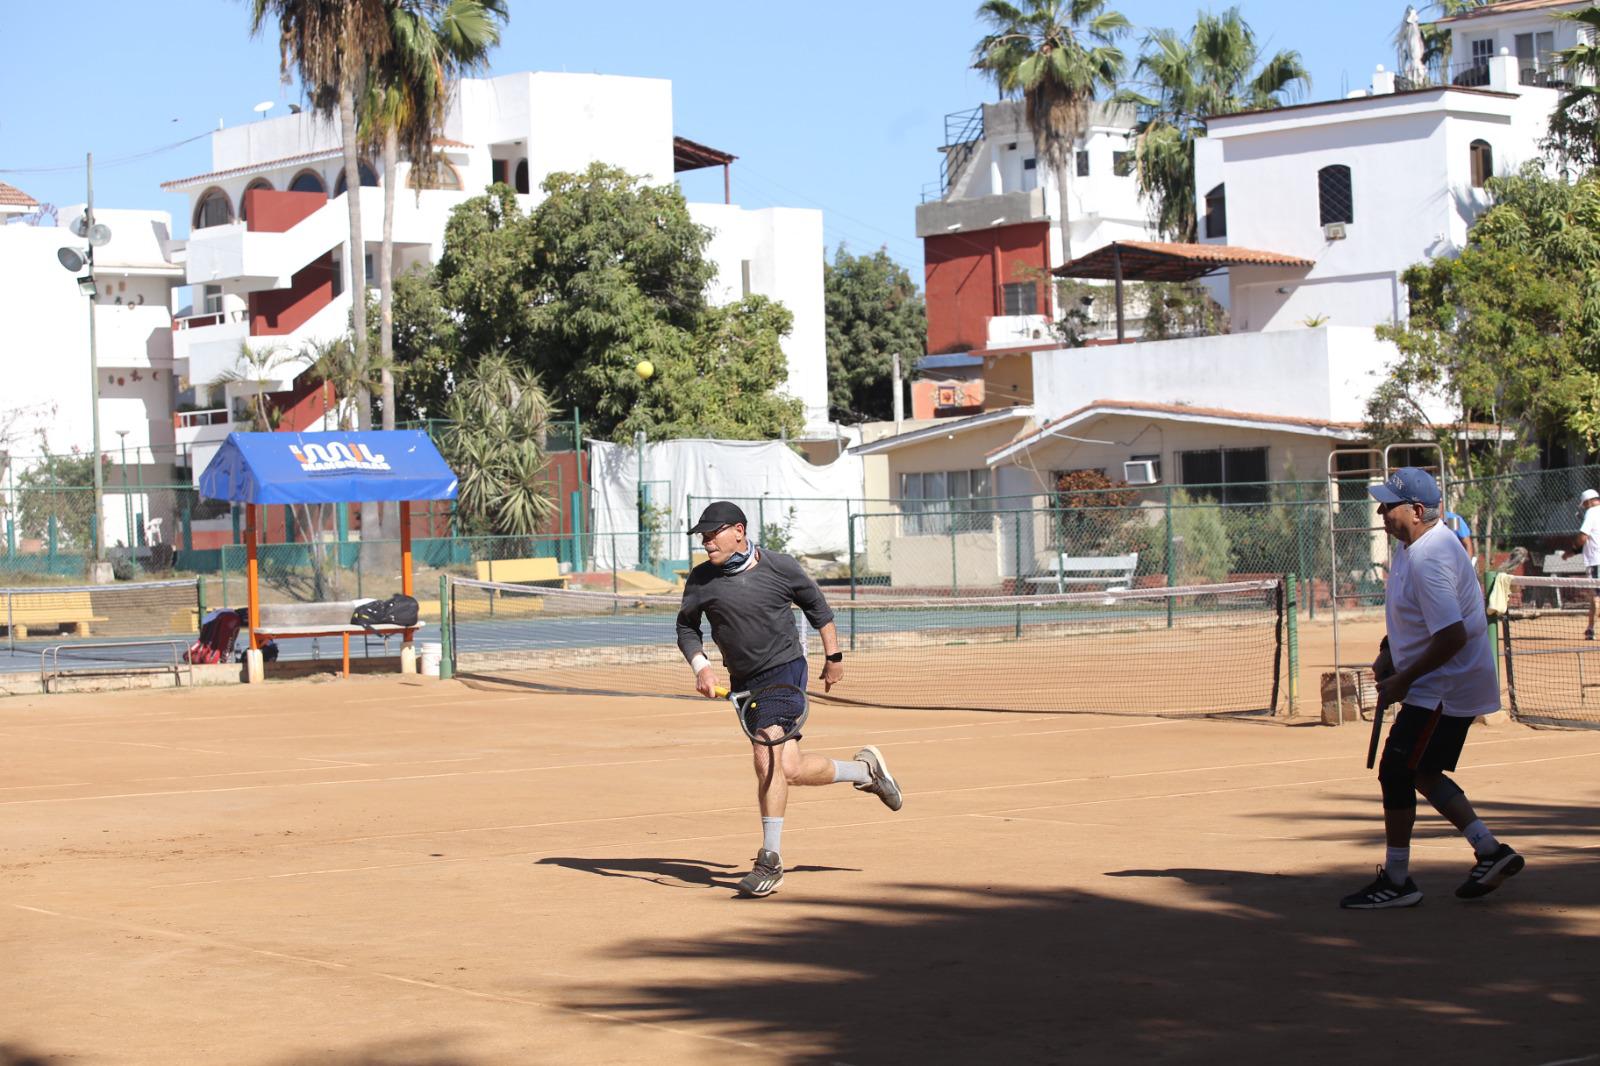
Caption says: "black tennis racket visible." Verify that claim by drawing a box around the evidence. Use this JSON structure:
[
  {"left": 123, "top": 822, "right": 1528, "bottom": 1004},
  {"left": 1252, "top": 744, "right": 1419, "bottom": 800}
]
[{"left": 715, "top": 683, "right": 809, "bottom": 746}]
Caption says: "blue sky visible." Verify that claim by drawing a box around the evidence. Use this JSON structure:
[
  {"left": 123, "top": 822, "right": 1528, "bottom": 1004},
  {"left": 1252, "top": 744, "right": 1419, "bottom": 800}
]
[{"left": 1, "top": 0, "right": 1418, "bottom": 270}]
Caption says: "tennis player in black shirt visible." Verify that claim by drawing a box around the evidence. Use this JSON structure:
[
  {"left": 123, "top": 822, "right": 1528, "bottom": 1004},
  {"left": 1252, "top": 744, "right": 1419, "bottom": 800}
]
[{"left": 677, "top": 501, "right": 902, "bottom": 897}]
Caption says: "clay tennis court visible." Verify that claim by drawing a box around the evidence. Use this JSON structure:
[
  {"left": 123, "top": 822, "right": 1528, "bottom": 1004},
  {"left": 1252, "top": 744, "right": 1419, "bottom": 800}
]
[{"left": 2, "top": 617, "right": 1598, "bottom": 1065}]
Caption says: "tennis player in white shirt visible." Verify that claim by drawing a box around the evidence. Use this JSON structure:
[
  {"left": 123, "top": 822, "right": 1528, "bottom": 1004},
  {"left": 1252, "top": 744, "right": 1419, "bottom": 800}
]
[{"left": 1340, "top": 468, "right": 1524, "bottom": 909}]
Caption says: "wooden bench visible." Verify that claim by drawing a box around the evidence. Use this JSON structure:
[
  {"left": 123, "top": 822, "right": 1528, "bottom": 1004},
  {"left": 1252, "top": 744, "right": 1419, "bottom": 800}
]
[
  {"left": 1025, "top": 552, "right": 1140, "bottom": 596},
  {"left": 254, "top": 599, "right": 423, "bottom": 678},
  {"left": 1, "top": 590, "right": 109, "bottom": 638},
  {"left": 474, "top": 557, "right": 569, "bottom": 588}
]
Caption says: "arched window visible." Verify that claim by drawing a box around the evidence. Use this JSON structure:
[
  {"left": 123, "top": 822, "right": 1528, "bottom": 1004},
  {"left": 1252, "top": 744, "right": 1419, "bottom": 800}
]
[
  {"left": 1318, "top": 164, "right": 1354, "bottom": 226},
  {"left": 514, "top": 158, "right": 530, "bottom": 195},
  {"left": 192, "top": 187, "right": 234, "bottom": 229},
  {"left": 1203, "top": 184, "right": 1227, "bottom": 239},
  {"left": 1469, "top": 140, "right": 1493, "bottom": 188},
  {"left": 288, "top": 169, "right": 326, "bottom": 194},
  {"left": 333, "top": 161, "right": 380, "bottom": 196},
  {"left": 407, "top": 160, "right": 463, "bottom": 190},
  {"left": 239, "top": 178, "right": 274, "bottom": 222}
]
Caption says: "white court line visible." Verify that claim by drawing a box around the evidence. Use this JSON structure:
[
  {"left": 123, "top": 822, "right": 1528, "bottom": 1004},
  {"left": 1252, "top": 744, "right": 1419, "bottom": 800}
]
[
  {"left": 1533, "top": 1056, "right": 1598, "bottom": 1066},
  {"left": 150, "top": 746, "right": 1600, "bottom": 890},
  {"left": 5, "top": 902, "right": 762, "bottom": 1053},
  {"left": 0, "top": 732, "right": 230, "bottom": 757},
  {"left": 129, "top": 756, "right": 486, "bottom": 784},
  {"left": 0, "top": 712, "right": 1178, "bottom": 806}
]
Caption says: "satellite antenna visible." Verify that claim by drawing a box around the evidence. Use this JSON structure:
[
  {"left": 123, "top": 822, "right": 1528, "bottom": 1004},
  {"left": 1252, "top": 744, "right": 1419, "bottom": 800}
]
[
  {"left": 253, "top": 101, "right": 274, "bottom": 120},
  {"left": 88, "top": 223, "right": 112, "bottom": 247},
  {"left": 57, "top": 247, "right": 86, "bottom": 272}
]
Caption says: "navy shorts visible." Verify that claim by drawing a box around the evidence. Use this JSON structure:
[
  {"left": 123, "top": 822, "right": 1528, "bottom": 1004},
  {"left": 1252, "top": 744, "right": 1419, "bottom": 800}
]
[
  {"left": 731, "top": 657, "right": 809, "bottom": 740},
  {"left": 1383, "top": 703, "right": 1473, "bottom": 773}
]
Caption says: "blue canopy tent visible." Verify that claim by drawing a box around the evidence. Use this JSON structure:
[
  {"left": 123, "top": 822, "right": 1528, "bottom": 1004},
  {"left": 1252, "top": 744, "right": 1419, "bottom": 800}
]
[{"left": 198, "top": 431, "right": 458, "bottom": 655}]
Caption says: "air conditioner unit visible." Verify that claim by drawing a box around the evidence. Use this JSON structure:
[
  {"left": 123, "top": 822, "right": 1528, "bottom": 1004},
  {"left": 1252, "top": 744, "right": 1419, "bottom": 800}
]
[
  {"left": 1123, "top": 459, "right": 1159, "bottom": 485},
  {"left": 1323, "top": 222, "right": 1348, "bottom": 241}
]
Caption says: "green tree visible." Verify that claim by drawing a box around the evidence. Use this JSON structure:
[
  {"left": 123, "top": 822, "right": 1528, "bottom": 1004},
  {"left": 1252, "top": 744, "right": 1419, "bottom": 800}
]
[
  {"left": 824, "top": 245, "right": 927, "bottom": 423},
  {"left": 1369, "top": 166, "right": 1600, "bottom": 551},
  {"left": 1546, "top": 6, "right": 1600, "bottom": 169},
  {"left": 428, "top": 164, "right": 800, "bottom": 441},
  {"left": 1120, "top": 8, "right": 1309, "bottom": 241},
  {"left": 377, "top": 265, "right": 459, "bottom": 422},
  {"left": 440, "top": 354, "right": 557, "bottom": 536},
  {"left": 364, "top": 0, "right": 507, "bottom": 436},
  {"left": 973, "top": 0, "right": 1130, "bottom": 269},
  {"left": 16, "top": 442, "right": 97, "bottom": 549}
]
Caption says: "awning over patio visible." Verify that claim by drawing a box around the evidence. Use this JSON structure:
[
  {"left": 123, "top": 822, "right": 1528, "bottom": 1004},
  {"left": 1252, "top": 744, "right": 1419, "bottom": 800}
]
[{"left": 1053, "top": 240, "right": 1315, "bottom": 341}]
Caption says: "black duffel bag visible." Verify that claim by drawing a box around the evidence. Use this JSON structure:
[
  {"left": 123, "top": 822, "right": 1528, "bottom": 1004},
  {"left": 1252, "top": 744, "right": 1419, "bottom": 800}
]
[{"left": 351, "top": 594, "right": 420, "bottom": 628}]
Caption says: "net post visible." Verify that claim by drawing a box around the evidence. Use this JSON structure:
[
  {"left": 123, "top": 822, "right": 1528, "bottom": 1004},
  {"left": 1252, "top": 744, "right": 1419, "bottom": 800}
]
[
  {"left": 1014, "top": 510, "right": 1023, "bottom": 639},
  {"left": 1486, "top": 571, "right": 1501, "bottom": 687},
  {"left": 194, "top": 577, "right": 205, "bottom": 640},
  {"left": 950, "top": 517, "right": 958, "bottom": 596},
  {"left": 439, "top": 573, "right": 454, "bottom": 680},
  {"left": 847, "top": 514, "right": 857, "bottom": 651},
  {"left": 1285, "top": 573, "right": 1299, "bottom": 713},
  {"left": 1164, "top": 486, "right": 1175, "bottom": 628}
]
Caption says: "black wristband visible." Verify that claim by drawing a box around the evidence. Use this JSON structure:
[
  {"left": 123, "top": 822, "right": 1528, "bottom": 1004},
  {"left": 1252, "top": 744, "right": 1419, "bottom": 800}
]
[{"left": 825, "top": 651, "right": 844, "bottom": 663}]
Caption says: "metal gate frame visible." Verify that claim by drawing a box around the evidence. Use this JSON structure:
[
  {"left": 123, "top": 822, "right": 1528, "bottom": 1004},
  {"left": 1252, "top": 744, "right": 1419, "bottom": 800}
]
[{"left": 1324, "top": 442, "right": 1447, "bottom": 725}]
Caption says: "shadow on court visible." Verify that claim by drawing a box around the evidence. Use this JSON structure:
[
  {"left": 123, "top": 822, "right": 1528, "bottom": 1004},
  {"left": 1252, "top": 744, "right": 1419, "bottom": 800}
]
[
  {"left": 537, "top": 855, "right": 860, "bottom": 890},
  {"left": 1259, "top": 794, "right": 1600, "bottom": 848},
  {"left": 0, "top": 1044, "right": 57, "bottom": 1066},
  {"left": 258, "top": 1036, "right": 475, "bottom": 1065},
  {"left": 568, "top": 859, "right": 1600, "bottom": 1063}
]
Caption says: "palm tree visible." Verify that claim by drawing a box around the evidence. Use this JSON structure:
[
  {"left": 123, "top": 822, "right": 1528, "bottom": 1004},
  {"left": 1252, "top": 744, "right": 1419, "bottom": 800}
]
[
  {"left": 364, "top": 0, "right": 507, "bottom": 443},
  {"left": 250, "top": 0, "right": 388, "bottom": 434},
  {"left": 302, "top": 334, "right": 390, "bottom": 432},
  {"left": 973, "top": 0, "right": 1130, "bottom": 280},
  {"left": 440, "top": 354, "right": 556, "bottom": 536},
  {"left": 1548, "top": 6, "right": 1600, "bottom": 169},
  {"left": 1120, "top": 8, "right": 1309, "bottom": 242}
]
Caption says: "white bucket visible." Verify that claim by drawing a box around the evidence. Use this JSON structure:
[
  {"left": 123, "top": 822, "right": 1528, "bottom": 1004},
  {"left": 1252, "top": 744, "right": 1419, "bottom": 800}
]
[{"left": 418, "top": 641, "right": 443, "bottom": 677}]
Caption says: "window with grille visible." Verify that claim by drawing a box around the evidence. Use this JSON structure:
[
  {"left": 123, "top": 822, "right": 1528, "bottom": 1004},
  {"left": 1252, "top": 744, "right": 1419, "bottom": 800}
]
[
  {"left": 900, "top": 470, "right": 993, "bottom": 535},
  {"left": 1076, "top": 150, "right": 1090, "bottom": 177},
  {"left": 1203, "top": 184, "right": 1227, "bottom": 239},
  {"left": 1318, "top": 165, "right": 1353, "bottom": 226},
  {"left": 1469, "top": 140, "right": 1493, "bottom": 188},
  {"left": 1002, "top": 282, "right": 1038, "bottom": 316}
]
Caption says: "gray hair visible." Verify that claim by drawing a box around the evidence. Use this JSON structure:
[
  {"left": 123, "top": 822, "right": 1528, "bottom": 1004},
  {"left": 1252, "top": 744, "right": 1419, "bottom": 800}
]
[{"left": 1421, "top": 505, "right": 1441, "bottom": 523}]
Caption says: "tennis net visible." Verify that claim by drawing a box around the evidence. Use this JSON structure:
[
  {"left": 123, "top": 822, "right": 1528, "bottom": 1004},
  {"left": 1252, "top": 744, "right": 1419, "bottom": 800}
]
[
  {"left": 446, "top": 576, "right": 1286, "bottom": 717},
  {"left": 1499, "top": 574, "right": 1600, "bottom": 727}
]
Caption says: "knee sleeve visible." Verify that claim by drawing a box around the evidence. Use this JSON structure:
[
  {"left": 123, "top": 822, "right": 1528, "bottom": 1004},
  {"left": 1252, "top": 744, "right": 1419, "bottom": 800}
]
[
  {"left": 1421, "top": 772, "right": 1463, "bottom": 806},
  {"left": 1378, "top": 752, "right": 1417, "bottom": 811}
]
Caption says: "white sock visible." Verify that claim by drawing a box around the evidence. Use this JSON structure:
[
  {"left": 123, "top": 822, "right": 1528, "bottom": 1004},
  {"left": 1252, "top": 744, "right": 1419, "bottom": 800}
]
[
  {"left": 1463, "top": 819, "right": 1499, "bottom": 857},
  {"left": 1385, "top": 846, "right": 1410, "bottom": 884},
  {"left": 831, "top": 758, "right": 871, "bottom": 785},
  {"left": 761, "top": 816, "right": 782, "bottom": 856}
]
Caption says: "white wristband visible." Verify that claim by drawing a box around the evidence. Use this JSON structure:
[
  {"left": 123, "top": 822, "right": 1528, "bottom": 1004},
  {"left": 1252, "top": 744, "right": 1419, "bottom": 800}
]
[{"left": 689, "top": 653, "right": 710, "bottom": 675}]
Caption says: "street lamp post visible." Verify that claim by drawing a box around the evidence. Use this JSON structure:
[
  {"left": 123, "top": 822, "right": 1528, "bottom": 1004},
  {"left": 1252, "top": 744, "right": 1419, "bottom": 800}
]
[
  {"left": 86, "top": 153, "right": 104, "bottom": 564},
  {"left": 117, "top": 429, "right": 131, "bottom": 551}
]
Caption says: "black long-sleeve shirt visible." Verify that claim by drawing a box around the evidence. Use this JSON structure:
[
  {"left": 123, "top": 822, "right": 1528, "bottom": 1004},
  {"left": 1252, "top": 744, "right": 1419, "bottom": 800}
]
[{"left": 676, "top": 549, "right": 835, "bottom": 683}]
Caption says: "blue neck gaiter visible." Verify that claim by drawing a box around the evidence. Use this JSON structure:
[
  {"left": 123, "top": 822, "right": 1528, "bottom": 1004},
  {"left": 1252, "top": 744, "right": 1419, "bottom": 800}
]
[{"left": 721, "top": 546, "right": 755, "bottom": 575}]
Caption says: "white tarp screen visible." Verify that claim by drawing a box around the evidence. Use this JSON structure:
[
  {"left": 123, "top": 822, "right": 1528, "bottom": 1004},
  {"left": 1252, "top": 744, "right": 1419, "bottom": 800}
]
[{"left": 589, "top": 438, "right": 865, "bottom": 570}]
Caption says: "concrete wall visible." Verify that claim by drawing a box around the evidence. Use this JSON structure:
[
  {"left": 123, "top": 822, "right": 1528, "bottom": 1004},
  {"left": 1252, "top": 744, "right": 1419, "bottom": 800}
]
[
  {"left": 1031, "top": 326, "right": 1425, "bottom": 424},
  {"left": 923, "top": 222, "right": 1050, "bottom": 354}
]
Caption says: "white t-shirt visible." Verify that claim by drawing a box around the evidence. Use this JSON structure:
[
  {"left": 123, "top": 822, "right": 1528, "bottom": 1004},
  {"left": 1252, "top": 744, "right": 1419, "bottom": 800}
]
[
  {"left": 1581, "top": 506, "right": 1600, "bottom": 567},
  {"left": 1385, "top": 521, "right": 1500, "bottom": 717}
]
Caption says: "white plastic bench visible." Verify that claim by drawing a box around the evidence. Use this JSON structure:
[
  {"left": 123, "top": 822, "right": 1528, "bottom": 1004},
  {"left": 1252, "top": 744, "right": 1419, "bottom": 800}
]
[
  {"left": 1025, "top": 552, "right": 1139, "bottom": 596},
  {"left": 1541, "top": 551, "right": 1590, "bottom": 608}
]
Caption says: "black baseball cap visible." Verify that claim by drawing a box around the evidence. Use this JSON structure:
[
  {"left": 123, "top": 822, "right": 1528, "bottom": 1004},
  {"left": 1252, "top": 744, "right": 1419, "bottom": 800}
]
[{"left": 689, "top": 501, "right": 748, "bottom": 534}]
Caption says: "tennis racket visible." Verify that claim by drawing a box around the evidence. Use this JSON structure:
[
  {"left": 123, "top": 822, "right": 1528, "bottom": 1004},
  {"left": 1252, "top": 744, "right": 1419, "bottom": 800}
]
[{"left": 714, "top": 683, "right": 809, "bottom": 746}]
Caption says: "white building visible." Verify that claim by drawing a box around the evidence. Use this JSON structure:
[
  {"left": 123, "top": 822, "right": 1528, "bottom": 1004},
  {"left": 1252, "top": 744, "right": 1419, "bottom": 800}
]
[
  {"left": 0, "top": 203, "right": 185, "bottom": 548},
  {"left": 914, "top": 100, "right": 1157, "bottom": 369},
  {"left": 161, "top": 70, "right": 830, "bottom": 483}
]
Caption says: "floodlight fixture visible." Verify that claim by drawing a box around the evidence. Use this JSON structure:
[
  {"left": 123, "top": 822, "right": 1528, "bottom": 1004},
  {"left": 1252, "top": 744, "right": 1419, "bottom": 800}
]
[
  {"left": 58, "top": 247, "right": 87, "bottom": 272},
  {"left": 77, "top": 276, "right": 97, "bottom": 296}
]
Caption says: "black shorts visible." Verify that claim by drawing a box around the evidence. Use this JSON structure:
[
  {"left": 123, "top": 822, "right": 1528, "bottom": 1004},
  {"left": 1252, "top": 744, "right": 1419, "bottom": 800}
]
[
  {"left": 1589, "top": 565, "right": 1599, "bottom": 580},
  {"left": 1383, "top": 703, "right": 1473, "bottom": 773},
  {"left": 731, "top": 657, "right": 809, "bottom": 740}
]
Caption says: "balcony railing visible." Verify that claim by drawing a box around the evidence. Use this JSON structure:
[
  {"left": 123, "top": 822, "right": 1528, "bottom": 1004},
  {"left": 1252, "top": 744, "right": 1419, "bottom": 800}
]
[
  {"left": 174, "top": 408, "right": 231, "bottom": 430},
  {"left": 174, "top": 309, "right": 248, "bottom": 331}
]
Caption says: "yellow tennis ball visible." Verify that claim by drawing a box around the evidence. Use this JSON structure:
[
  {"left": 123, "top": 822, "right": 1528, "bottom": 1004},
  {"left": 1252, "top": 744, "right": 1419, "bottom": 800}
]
[{"left": 635, "top": 360, "right": 654, "bottom": 380}]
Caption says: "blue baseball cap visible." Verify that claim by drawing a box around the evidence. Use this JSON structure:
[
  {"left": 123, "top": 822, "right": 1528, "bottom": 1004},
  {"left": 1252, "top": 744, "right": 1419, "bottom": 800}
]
[{"left": 1369, "top": 467, "right": 1441, "bottom": 507}]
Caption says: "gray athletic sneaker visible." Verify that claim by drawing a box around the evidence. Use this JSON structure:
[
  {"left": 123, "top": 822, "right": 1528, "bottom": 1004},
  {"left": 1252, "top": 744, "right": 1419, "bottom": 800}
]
[
  {"left": 853, "top": 746, "right": 903, "bottom": 811},
  {"left": 737, "top": 849, "right": 783, "bottom": 898}
]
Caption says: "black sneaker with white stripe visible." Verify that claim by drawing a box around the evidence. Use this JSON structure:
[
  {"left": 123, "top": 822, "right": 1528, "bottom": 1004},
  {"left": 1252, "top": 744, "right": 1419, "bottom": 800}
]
[
  {"left": 737, "top": 849, "right": 784, "bottom": 898},
  {"left": 1339, "top": 866, "right": 1423, "bottom": 909},
  {"left": 1455, "top": 844, "right": 1524, "bottom": 899}
]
